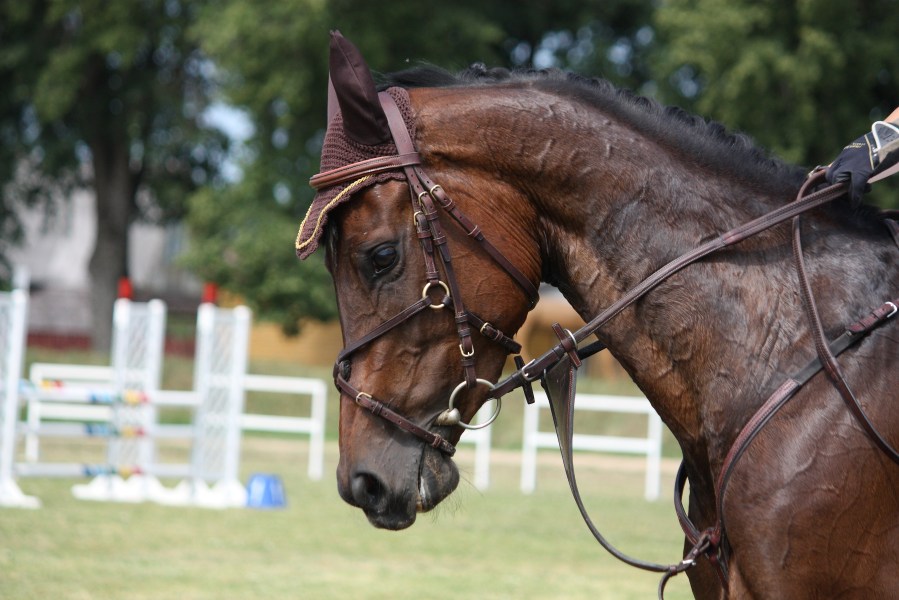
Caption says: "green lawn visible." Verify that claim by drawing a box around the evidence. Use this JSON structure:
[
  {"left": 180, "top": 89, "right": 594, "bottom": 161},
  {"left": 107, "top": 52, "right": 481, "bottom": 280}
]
[
  {"left": 4, "top": 348, "right": 694, "bottom": 599},
  {"left": 1, "top": 436, "right": 695, "bottom": 600}
]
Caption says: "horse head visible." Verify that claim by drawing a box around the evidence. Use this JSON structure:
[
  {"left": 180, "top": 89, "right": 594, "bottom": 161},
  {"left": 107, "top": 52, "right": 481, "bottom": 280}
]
[
  {"left": 299, "top": 32, "right": 539, "bottom": 529},
  {"left": 299, "top": 31, "right": 899, "bottom": 599}
]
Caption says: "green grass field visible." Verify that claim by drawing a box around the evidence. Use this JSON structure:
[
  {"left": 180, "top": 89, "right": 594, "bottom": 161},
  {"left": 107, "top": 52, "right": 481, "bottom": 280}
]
[
  {"left": 2, "top": 439, "right": 695, "bottom": 599},
  {"left": 2, "top": 349, "right": 695, "bottom": 599}
]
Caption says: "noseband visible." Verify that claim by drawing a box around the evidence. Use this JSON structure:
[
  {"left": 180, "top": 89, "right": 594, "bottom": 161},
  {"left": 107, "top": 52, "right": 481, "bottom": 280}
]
[{"left": 312, "top": 91, "right": 539, "bottom": 456}]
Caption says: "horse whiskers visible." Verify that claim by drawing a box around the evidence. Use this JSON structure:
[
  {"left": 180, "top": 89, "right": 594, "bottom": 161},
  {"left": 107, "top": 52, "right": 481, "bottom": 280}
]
[{"left": 420, "top": 486, "right": 464, "bottom": 524}]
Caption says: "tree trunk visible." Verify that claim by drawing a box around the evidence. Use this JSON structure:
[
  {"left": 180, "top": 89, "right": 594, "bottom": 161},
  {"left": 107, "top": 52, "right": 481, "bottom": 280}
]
[{"left": 88, "top": 136, "right": 135, "bottom": 353}]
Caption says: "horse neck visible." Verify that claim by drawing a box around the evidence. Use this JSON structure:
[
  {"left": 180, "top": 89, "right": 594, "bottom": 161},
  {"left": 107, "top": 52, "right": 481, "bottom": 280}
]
[
  {"left": 482, "top": 88, "right": 894, "bottom": 474},
  {"left": 416, "top": 83, "right": 898, "bottom": 535},
  {"left": 420, "top": 85, "right": 812, "bottom": 458},
  {"left": 534, "top": 137, "right": 793, "bottom": 448},
  {"left": 415, "top": 84, "right": 883, "bottom": 452}
]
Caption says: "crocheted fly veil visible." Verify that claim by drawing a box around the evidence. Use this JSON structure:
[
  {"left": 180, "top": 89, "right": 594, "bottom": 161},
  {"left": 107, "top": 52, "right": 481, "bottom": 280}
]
[{"left": 296, "top": 31, "right": 416, "bottom": 259}]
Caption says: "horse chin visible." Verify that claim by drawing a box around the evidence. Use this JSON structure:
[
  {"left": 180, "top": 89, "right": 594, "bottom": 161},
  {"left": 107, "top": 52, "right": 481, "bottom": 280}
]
[
  {"left": 417, "top": 444, "right": 460, "bottom": 513},
  {"left": 357, "top": 447, "right": 460, "bottom": 531}
]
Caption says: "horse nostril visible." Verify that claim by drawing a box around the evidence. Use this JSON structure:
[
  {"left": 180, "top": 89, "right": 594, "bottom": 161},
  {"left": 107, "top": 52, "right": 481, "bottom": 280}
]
[{"left": 351, "top": 471, "right": 387, "bottom": 512}]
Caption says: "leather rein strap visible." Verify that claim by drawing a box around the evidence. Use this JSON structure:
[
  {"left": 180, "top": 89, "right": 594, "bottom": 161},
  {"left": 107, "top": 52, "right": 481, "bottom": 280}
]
[
  {"left": 667, "top": 289, "right": 899, "bottom": 597},
  {"left": 497, "top": 169, "right": 899, "bottom": 598},
  {"left": 492, "top": 171, "right": 855, "bottom": 398},
  {"left": 323, "top": 91, "right": 538, "bottom": 457},
  {"left": 316, "top": 92, "right": 898, "bottom": 597},
  {"left": 792, "top": 178, "right": 899, "bottom": 465}
]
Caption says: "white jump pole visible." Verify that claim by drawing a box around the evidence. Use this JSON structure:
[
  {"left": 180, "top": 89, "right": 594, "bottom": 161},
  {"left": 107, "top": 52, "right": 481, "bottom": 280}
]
[
  {"left": 184, "top": 303, "right": 250, "bottom": 508},
  {"left": 0, "top": 287, "right": 40, "bottom": 508},
  {"left": 112, "top": 298, "right": 165, "bottom": 485},
  {"left": 72, "top": 298, "right": 167, "bottom": 502}
]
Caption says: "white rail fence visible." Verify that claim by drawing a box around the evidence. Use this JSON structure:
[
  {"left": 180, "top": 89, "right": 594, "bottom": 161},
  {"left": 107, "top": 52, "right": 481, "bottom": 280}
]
[
  {"left": 1, "top": 295, "right": 328, "bottom": 509},
  {"left": 241, "top": 374, "right": 327, "bottom": 481},
  {"left": 457, "top": 401, "right": 497, "bottom": 491},
  {"left": 2, "top": 274, "right": 668, "bottom": 507},
  {"left": 457, "top": 392, "right": 663, "bottom": 500},
  {"left": 521, "top": 392, "right": 663, "bottom": 501}
]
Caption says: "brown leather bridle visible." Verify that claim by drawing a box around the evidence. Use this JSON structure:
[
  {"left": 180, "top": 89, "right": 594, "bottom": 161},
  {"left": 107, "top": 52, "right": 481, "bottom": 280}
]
[
  {"left": 311, "top": 91, "right": 539, "bottom": 457},
  {"left": 312, "top": 89, "right": 899, "bottom": 598}
]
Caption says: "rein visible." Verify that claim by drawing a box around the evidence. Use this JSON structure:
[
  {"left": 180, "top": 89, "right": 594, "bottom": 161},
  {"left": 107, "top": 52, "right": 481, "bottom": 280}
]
[
  {"left": 501, "top": 170, "right": 899, "bottom": 597},
  {"left": 492, "top": 171, "right": 871, "bottom": 395},
  {"left": 314, "top": 91, "right": 899, "bottom": 598}
]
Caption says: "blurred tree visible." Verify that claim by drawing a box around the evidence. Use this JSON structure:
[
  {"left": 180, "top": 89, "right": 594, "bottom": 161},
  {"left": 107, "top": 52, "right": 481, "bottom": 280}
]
[
  {"left": 484, "top": 0, "right": 657, "bottom": 92},
  {"left": 185, "top": 0, "right": 657, "bottom": 334},
  {"left": 654, "top": 0, "right": 899, "bottom": 199},
  {"left": 184, "top": 0, "right": 337, "bottom": 334},
  {"left": 0, "top": 0, "right": 228, "bottom": 350},
  {"left": 186, "top": 0, "right": 896, "bottom": 334}
]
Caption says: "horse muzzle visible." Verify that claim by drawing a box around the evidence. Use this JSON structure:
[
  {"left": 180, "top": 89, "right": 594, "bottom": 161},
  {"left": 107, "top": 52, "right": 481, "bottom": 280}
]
[{"left": 337, "top": 443, "right": 459, "bottom": 530}]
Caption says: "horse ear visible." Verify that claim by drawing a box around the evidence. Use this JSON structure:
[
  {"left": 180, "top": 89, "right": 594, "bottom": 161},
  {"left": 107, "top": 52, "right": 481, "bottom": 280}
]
[
  {"left": 328, "top": 30, "right": 391, "bottom": 146},
  {"left": 327, "top": 76, "right": 339, "bottom": 125}
]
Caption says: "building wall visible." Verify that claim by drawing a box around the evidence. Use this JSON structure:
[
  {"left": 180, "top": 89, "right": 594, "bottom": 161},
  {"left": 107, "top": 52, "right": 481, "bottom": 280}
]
[
  {"left": 8, "top": 189, "right": 201, "bottom": 337},
  {"left": 246, "top": 320, "right": 343, "bottom": 368}
]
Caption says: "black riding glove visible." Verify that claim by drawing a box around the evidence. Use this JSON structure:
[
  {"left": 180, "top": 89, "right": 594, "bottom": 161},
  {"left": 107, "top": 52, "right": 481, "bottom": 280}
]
[{"left": 825, "top": 120, "right": 899, "bottom": 206}]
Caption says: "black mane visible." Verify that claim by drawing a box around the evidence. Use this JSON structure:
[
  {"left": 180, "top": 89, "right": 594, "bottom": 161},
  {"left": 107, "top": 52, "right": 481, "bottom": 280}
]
[{"left": 378, "top": 64, "right": 808, "bottom": 196}]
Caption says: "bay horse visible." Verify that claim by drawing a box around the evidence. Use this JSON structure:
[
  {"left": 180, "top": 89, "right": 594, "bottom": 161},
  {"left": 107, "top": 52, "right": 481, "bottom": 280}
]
[{"left": 297, "top": 32, "right": 899, "bottom": 599}]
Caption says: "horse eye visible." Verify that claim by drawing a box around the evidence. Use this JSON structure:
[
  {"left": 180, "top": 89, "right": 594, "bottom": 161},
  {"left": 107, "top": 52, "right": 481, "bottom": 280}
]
[{"left": 370, "top": 244, "right": 398, "bottom": 274}]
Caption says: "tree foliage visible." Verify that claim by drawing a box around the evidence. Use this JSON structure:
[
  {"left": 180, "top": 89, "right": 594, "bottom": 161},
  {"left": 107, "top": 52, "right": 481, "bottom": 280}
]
[
  {"left": 3, "top": 1, "right": 896, "bottom": 339},
  {"left": 654, "top": 0, "right": 899, "bottom": 169},
  {"left": 0, "top": 0, "right": 228, "bottom": 349},
  {"left": 184, "top": 0, "right": 656, "bottom": 333}
]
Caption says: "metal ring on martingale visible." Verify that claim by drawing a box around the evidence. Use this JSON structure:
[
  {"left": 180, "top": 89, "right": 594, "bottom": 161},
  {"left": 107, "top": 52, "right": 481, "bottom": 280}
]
[
  {"left": 435, "top": 378, "right": 501, "bottom": 430},
  {"left": 422, "top": 280, "right": 450, "bottom": 310},
  {"left": 563, "top": 328, "right": 578, "bottom": 348}
]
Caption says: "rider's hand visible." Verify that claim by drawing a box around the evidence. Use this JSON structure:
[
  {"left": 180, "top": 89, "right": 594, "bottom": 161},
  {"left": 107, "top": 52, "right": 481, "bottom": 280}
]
[{"left": 825, "top": 121, "right": 899, "bottom": 206}]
